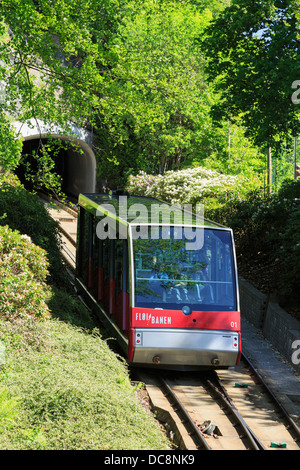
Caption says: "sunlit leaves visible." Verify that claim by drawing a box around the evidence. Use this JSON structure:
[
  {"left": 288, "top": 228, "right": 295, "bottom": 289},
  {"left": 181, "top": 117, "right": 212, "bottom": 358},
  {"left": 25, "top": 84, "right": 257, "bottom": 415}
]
[
  {"left": 0, "top": 113, "right": 23, "bottom": 171},
  {"left": 203, "top": 0, "right": 300, "bottom": 147},
  {"left": 0, "top": 0, "right": 104, "bottom": 127},
  {"left": 96, "top": 2, "right": 216, "bottom": 177}
]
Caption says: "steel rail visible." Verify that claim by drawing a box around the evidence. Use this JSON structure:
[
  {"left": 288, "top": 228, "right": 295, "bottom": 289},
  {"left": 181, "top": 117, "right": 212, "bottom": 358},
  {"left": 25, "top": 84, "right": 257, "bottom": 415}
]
[
  {"left": 59, "top": 225, "right": 77, "bottom": 247},
  {"left": 60, "top": 240, "right": 76, "bottom": 264},
  {"left": 159, "top": 376, "right": 212, "bottom": 450},
  {"left": 204, "top": 377, "right": 264, "bottom": 450},
  {"left": 242, "top": 353, "right": 300, "bottom": 444}
]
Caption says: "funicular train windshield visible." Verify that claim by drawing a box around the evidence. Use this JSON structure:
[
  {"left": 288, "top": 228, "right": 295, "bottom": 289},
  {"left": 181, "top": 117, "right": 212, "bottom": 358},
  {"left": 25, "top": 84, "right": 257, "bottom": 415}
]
[{"left": 133, "top": 226, "right": 237, "bottom": 312}]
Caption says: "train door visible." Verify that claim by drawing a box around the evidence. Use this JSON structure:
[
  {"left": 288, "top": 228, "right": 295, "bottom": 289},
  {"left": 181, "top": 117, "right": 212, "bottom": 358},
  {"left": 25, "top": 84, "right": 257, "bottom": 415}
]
[
  {"left": 100, "top": 237, "right": 112, "bottom": 314},
  {"left": 76, "top": 207, "right": 93, "bottom": 288},
  {"left": 94, "top": 234, "right": 103, "bottom": 302},
  {"left": 114, "top": 237, "right": 129, "bottom": 333},
  {"left": 91, "top": 226, "right": 115, "bottom": 317}
]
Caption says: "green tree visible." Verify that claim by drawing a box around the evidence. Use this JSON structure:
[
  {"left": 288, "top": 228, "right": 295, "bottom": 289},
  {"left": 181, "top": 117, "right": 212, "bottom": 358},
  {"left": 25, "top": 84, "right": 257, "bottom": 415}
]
[
  {"left": 0, "top": 0, "right": 125, "bottom": 185},
  {"left": 203, "top": 0, "right": 300, "bottom": 148},
  {"left": 0, "top": 1, "right": 100, "bottom": 177},
  {"left": 0, "top": 0, "right": 106, "bottom": 128},
  {"left": 94, "top": 2, "right": 220, "bottom": 185},
  {"left": 95, "top": 0, "right": 267, "bottom": 187},
  {"left": 199, "top": 120, "right": 265, "bottom": 178},
  {"left": 0, "top": 0, "right": 265, "bottom": 189},
  {"left": 0, "top": 113, "right": 22, "bottom": 171}
]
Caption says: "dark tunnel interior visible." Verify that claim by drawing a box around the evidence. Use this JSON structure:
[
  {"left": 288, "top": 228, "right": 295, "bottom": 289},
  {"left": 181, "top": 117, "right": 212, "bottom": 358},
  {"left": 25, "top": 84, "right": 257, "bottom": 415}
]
[{"left": 15, "top": 136, "right": 97, "bottom": 198}]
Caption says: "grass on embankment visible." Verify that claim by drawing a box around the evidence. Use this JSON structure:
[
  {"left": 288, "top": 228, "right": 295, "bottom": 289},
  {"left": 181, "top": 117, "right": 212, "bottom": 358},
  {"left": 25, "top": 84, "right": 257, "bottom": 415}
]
[
  {"left": 0, "top": 304, "right": 170, "bottom": 450},
  {"left": 0, "top": 174, "right": 169, "bottom": 450}
]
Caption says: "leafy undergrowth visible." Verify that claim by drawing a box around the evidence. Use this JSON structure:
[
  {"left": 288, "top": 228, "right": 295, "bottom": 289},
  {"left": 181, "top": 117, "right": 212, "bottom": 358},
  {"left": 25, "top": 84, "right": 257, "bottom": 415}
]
[
  {"left": 208, "top": 179, "right": 300, "bottom": 322},
  {"left": 0, "top": 225, "right": 51, "bottom": 321},
  {"left": 0, "top": 173, "right": 169, "bottom": 450},
  {"left": 0, "top": 318, "right": 170, "bottom": 450}
]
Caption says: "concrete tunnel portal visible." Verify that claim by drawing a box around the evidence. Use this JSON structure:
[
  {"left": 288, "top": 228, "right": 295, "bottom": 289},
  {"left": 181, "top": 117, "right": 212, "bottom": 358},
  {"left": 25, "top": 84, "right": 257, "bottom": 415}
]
[{"left": 13, "top": 119, "right": 97, "bottom": 198}]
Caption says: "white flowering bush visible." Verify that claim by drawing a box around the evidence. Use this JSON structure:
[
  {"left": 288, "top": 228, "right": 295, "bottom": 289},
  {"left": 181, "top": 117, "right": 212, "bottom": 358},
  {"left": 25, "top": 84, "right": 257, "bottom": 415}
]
[
  {"left": 149, "top": 167, "right": 240, "bottom": 206},
  {"left": 126, "top": 171, "right": 161, "bottom": 197},
  {"left": 126, "top": 167, "right": 258, "bottom": 210},
  {"left": 0, "top": 225, "right": 50, "bottom": 321}
]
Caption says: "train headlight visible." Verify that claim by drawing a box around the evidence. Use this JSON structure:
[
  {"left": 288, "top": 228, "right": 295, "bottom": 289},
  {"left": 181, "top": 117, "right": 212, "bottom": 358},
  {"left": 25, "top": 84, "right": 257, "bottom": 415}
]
[
  {"left": 182, "top": 305, "right": 191, "bottom": 315},
  {"left": 211, "top": 357, "right": 220, "bottom": 366},
  {"left": 152, "top": 355, "right": 161, "bottom": 364}
]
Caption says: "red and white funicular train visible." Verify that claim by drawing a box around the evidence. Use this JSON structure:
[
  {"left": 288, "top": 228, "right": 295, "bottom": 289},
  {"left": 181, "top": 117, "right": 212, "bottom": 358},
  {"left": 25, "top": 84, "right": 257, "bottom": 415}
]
[{"left": 75, "top": 191, "right": 241, "bottom": 369}]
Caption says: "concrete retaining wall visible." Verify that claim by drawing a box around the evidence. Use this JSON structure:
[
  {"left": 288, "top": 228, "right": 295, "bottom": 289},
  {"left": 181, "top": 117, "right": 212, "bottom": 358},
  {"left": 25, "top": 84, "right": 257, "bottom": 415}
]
[
  {"left": 239, "top": 278, "right": 267, "bottom": 329},
  {"left": 239, "top": 278, "right": 300, "bottom": 373}
]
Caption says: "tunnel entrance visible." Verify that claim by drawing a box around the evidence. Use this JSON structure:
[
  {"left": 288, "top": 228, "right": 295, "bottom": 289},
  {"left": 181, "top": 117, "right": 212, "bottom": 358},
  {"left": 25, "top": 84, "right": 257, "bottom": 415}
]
[{"left": 15, "top": 135, "right": 97, "bottom": 199}]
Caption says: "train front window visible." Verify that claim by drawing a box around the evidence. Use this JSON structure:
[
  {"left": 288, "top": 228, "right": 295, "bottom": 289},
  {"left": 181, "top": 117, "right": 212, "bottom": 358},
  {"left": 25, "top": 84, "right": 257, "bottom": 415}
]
[{"left": 133, "top": 226, "right": 236, "bottom": 311}]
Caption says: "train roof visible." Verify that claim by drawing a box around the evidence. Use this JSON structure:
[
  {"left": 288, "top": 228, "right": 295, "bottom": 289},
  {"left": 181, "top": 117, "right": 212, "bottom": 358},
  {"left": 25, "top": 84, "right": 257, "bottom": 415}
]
[{"left": 78, "top": 192, "right": 228, "bottom": 229}]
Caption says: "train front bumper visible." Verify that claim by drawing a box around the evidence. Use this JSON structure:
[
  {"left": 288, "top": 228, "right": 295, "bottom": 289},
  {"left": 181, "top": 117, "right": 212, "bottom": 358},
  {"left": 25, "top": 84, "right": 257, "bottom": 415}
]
[{"left": 132, "top": 328, "right": 241, "bottom": 368}]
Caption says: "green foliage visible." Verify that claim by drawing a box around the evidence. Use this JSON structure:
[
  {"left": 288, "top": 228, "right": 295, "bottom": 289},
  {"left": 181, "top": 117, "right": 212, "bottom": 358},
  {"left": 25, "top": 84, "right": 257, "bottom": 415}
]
[
  {"left": 47, "top": 286, "right": 96, "bottom": 329},
  {"left": 0, "top": 0, "right": 265, "bottom": 189},
  {"left": 279, "top": 205, "right": 300, "bottom": 299},
  {"left": 0, "top": 177, "right": 64, "bottom": 284},
  {"left": 0, "top": 0, "right": 106, "bottom": 184},
  {"left": 93, "top": 0, "right": 268, "bottom": 188},
  {"left": 0, "top": 225, "right": 50, "bottom": 321},
  {"left": 0, "top": 114, "right": 23, "bottom": 171},
  {"left": 197, "top": 121, "right": 265, "bottom": 178},
  {"left": 95, "top": 1, "right": 246, "bottom": 186},
  {"left": 203, "top": 0, "right": 300, "bottom": 147},
  {"left": 0, "top": 0, "right": 104, "bottom": 127},
  {"left": 0, "top": 387, "right": 19, "bottom": 433},
  {"left": 207, "top": 179, "right": 300, "bottom": 307}
]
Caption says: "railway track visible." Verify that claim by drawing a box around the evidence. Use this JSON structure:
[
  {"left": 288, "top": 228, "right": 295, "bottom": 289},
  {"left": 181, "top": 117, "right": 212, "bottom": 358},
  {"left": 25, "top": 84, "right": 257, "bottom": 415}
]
[
  {"left": 40, "top": 195, "right": 78, "bottom": 268},
  {"left": 137, "top": 358, "right": 300, "bottom": 450},
  {"left": 46, "top": 196, "right": 300, "bottom": 451}
]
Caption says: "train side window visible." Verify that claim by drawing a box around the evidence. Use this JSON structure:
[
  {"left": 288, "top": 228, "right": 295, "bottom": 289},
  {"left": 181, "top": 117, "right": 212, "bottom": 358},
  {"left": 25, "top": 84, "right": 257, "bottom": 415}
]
[
  {"left": 115, "top": 238, "right": 123, "bottom": 300},
  {"left": 115, "top": 238, "right": 129, "bottom": 300},
  {"left": 102, "top": 235, "right": 110, "bottom": 285},
  {"left": 94, "top": 233, "right": 103, "bottom": 301},
  {"left": 76, "top": 206, "right": 85, "bottom": 277},
  {"left": 77, "top": 207, "right": 90, "bottom": 284},
  {"left": 87, "top": 213, "right": 94, "bottom": 290}
]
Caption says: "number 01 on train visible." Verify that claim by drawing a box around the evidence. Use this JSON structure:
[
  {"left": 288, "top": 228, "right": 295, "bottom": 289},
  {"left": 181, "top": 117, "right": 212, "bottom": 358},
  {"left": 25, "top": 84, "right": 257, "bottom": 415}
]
[{"left": 75, "top": 192, "right": 241, "bottom": 369}]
